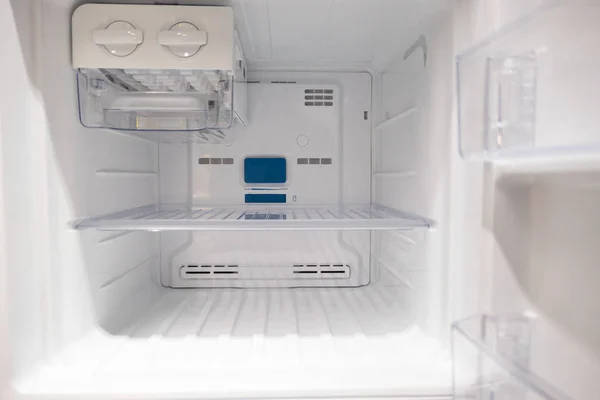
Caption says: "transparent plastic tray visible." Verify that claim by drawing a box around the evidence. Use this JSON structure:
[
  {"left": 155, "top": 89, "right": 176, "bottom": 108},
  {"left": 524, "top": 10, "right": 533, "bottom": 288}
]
[
  {"left": 77, "top": 68, "right": 235, "bottom": 143},
  {"left": 457, "top": 2, "right": 600, "bottom": 160},
  {"left": 452, "top": 314, "right": 572, "bottom": 400},
  {"left": 73, "top": 203, "right": 434, "bottom": 231}
]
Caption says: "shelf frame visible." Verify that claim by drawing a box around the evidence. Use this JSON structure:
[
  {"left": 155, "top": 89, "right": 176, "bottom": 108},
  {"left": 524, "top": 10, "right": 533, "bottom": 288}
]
[{"left": 73, "top": 204, "right": 435, "bottom": 231}]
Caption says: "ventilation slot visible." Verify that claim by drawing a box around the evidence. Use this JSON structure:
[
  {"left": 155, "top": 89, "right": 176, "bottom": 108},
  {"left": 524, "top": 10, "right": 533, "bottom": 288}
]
[
  {"left": 180, "top": 263, "right": 351, "bottom": 280},
  {"left": 305, "top": 89, "right": 334, "bottom": 106},
  {"left": 297, "top": 158, "right": 333, "bottom": 165},
  {"left": 292, "top": 263, "right": 351, "bottom": 279},
  {"left": 199, "top": 158, "right": 234, "bottom": 165},
  {"left": 181, "top": 264, "right": 239, "bottom": 279}
]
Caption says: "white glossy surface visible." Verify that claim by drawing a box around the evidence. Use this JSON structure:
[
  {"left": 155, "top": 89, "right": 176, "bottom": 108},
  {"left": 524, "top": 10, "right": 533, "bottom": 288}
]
[
  {"left": 16, "top": 273, "right": 453, "bottom": 398},
  {"left": 158, "top": 23, "right": 207, "bottom": 58},
  {"left": 480, "top": 171, "right": 600, "bottom": 400},
  {"left": 232, "top": 0, "right": 448, "bottom": 72},
  {"left": 92, "top": 21, "right": 143, "bottom": 57},
  {"left": 72, "top": 4, "right": 235, "bottom": 70},
  {"left": 157, "top": 71, "right": 380, "bottom": 289}
]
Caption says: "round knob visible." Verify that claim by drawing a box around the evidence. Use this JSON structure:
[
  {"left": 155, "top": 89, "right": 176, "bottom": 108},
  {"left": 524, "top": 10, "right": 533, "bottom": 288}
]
[
  {"left": 93, "top": 21, "right": 143, "bottom": 57},
  {"left": 158, "top": 22, "right": 207, "bottom": 58}
]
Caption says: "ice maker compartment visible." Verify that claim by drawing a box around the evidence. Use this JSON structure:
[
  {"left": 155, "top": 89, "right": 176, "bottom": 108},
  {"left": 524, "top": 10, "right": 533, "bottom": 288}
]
[{"left": 76, "top": 68, "right": 235, "bottom": 141}]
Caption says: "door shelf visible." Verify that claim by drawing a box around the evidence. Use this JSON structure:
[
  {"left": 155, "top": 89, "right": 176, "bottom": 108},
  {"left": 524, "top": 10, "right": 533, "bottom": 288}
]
[
  {"left": 73, "top": 204, "right": 434, "bottom": 231},
  {"left": 457, "top": 3, "right": 600, "bottom": 160},
  {"left": 452, "top": 314, "right": 572, "bottom": 400}
]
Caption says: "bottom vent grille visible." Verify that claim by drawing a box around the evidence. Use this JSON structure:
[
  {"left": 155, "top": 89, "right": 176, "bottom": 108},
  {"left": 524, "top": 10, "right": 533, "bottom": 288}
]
[
  {"left": 181, "top": 264, "right": 239, "bottom": 278},
  {"left": 181, "top": 263, "right": 350, "bottom": 280},
  {"left": 292, "top": 263, "right": 350, "bottom": 277}
]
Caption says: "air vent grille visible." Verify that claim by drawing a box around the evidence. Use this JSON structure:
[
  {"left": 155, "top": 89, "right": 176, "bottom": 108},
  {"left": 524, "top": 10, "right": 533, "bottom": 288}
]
[
  {"left": 181, "top": 265, "right": 239, "bottom": 279},
  {"left": 180, "top": 263, "right": 350, "bottom": 280},
  {"left": 297, "top": 158, "right": 332, "bottom": 165},
  {"left": 304, "top": 88, "right": 334, "bottom": 106},
  {"left": 292, "top": 263, "right": 350, "bottom": 278},
  {"left": 199, "top": 157, "right": 234, "bottom": 165}
]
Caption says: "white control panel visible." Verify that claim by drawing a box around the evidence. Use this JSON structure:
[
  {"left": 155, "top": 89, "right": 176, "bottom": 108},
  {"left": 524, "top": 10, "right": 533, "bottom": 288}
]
[{"left": 72, "top": 4, "right": 235, "bottom": 70}]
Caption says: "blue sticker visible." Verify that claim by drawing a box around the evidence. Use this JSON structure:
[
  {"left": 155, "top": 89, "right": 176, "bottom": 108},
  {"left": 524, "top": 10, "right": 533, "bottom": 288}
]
[
  {"left": 245, "top": 194, "right": 287, "bottom": 204},
  {"left": 244, "top": 157, "right": 287, "bottom": 184}
]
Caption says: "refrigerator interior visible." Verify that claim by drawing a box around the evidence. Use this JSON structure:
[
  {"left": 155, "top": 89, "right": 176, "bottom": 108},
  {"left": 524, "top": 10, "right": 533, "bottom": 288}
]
[
  {"left": 2, "top": 0, "right": 600, "bottom": 399},
  {"left": 2, "top": 0, "right": 455, "bottom": 398}
]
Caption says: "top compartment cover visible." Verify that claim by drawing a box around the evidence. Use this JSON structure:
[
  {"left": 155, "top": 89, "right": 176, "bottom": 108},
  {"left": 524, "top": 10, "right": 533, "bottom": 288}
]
[{"left": 72, "top": 4, "right": 234, "bottom": 70}]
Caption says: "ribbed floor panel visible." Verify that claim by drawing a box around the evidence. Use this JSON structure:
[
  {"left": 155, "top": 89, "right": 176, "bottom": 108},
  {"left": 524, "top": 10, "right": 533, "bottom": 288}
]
[
  {"left": 129, "top": 282, "right": 413, "bottom": 338},
  {"left": 19, "top": 284, "right": 452, "bottom": 398}
]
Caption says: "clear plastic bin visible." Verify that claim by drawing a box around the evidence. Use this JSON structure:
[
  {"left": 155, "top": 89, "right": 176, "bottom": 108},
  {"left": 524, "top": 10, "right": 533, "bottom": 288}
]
[
  {"left": 457, "top": 2, "right": 600, "bottom": 160},
  {"left": 452, "top": 314, "right": 572, "bottom": 400},
  {"left": 76, "top": 68, "right": 235, "bottom": 142}
]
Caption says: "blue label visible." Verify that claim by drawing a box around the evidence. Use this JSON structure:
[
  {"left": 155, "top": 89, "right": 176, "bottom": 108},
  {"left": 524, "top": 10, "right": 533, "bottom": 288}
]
[
  {"left": 245, "top": 194, "right": 287, "bottom": 204},
  {"left": 244, "top": 157, "right": 287, "bottom": 184}
]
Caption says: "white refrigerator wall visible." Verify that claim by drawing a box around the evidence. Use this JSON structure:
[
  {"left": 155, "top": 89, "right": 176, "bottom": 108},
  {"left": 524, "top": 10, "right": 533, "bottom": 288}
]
[
  {"left": 372, "top": 6, "right": 454, "bottom": 338},
  {"left": 231, "top": 0, "right": 448, "bottom": 72},
  {"left": 159, "top": 71, "right": 374, "bottom": 289},
  {"left": 1, "top": 0, "right": 163, "bottom": 382}
]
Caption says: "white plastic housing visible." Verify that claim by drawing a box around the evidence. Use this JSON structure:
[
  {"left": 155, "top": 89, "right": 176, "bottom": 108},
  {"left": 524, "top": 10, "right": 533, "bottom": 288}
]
[
  {"left": 72, "top": 4, "right": 247, "bottom": 139},
  {"left": 72, "top": 4, "right": 235, "bottom": 70}
]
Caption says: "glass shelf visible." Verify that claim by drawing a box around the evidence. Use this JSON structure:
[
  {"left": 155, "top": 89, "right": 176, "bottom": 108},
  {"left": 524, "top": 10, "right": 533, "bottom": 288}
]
[
  {"left": 457, "top": 2, "right": 600, "bottom": 160},
  {"left": 452, "top": 314, "right": 573, "bottom": 400},
  {"left": 73, "top": 204, "right": 434, "bottom": 231}
]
